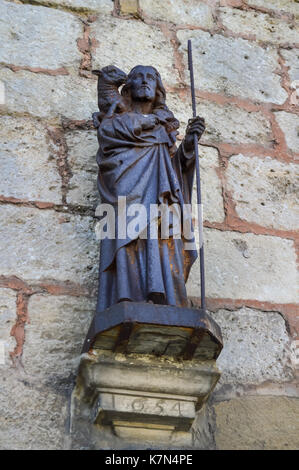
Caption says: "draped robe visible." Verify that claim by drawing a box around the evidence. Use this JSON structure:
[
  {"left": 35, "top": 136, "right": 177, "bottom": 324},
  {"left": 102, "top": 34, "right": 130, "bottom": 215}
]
[{"left": 96, "top": 111, "right": 197, "bottom": 312}]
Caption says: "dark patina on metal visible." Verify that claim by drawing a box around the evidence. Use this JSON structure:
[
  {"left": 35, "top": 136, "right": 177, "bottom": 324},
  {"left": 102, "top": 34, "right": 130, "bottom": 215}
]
[
  {"left": 82, "top": 301, "right": 223, "bottom": 361},
  {"left": 92, "top": 63, "right": 205, "bottom": 313}
]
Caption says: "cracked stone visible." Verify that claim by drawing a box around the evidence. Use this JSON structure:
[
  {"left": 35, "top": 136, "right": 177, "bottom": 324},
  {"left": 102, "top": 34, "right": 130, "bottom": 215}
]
[
  {"left": 220, "top": 7, "right": 299, "bottom": 45},
  {"left": 0, "top": 0, "right": 82, "bottom": 69},
  {"left": 187, "top": 228, "right": 298, "bottom": 303},
  {"left": 247, "top": 0, "right": 299, "bottom": 18},
  {"left": 214, "top": 396, "right": 299, "bottom": 450},
  {"left": 191, "top": 145, "right": 225, "bottom": 223},
  {"left": 0, "top": 205, "right": 99, "bottom": 284},
  {"left": 177, "top": 30, "right": 288, "bottom": 104},
  {"left": 167, "top": 92, "right": 273, "bottom": 146},
  {"left": 210, "top": 307, "right": 295, "bottom": 385},
  {"left": 0, "top": 116, "right": 61, "bottom": 203},
  {"left": 90, "top": 15, "right": 179, "bottom": 86},
  {"left": 24, "top": 294, "right": 96, "bottom": 385},
  {"left": 139, "top": 0, "right": 215, "bottom": 27},
  {"left": 0, "top": 68, "right": 97, "bottom": 120},
  {"left": 65, "top": 130, "right": 99, "bottom": 207},
  {"left": 33, "top": 0, "right": 113, "bottom": 12},
  {"left": 226, "top": 154, "right": 299, "bottom": 231}
]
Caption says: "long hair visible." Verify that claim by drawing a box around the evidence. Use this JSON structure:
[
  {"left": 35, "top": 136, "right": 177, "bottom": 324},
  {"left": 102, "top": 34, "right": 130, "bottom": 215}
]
[{"left": 121, "top": 65, "right": 166, "bottom": 110}]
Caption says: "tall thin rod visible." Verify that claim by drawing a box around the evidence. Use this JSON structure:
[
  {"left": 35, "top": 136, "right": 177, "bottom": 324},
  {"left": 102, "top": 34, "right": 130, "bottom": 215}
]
[{"left": 188, "top": 39, "right": 206, "bottom": 311}]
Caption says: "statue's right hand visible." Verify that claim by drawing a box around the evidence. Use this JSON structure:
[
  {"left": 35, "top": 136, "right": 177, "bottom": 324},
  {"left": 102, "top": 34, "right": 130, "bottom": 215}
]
[{"left": 140, "top": 114, "right": 159, "bottom": 130}]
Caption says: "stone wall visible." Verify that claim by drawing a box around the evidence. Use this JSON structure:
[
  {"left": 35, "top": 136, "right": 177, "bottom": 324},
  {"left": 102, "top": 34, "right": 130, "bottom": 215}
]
[{"left": 0, "top": 0, "right": 298, "bottom": 450}]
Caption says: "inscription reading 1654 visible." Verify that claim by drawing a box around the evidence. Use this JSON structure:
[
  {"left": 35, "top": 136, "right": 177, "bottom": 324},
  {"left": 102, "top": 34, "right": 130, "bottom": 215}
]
[{"left": 130, "top": 397, "right": 183, "bottom": 416}]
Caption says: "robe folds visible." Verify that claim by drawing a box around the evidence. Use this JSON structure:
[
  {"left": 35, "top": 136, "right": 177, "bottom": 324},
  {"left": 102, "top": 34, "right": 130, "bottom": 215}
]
[{"left": 96, "top": 111, "right": 198, "bottom": 312}]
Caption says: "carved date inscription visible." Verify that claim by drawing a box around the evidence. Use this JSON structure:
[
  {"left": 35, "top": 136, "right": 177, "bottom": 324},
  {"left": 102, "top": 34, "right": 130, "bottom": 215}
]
[{"left": 99, "top": 392, "right": 195, "bottom": 419}]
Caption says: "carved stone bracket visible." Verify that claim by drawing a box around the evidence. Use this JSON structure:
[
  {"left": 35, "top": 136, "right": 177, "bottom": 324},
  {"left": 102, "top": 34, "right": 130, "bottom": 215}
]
[{"left": 71, "top": 302, "right": 222, "bottom": 449}]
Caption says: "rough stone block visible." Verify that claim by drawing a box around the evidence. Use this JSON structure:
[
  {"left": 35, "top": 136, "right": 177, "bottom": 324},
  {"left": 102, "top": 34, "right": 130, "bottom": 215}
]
[
  {"left": 23, "top": 294, "right": 95, "bottom": 384},
  {"left": 0, "top": 68, "right": 97, "bottom": 120},
  {"left": 0, "top": 369, "right": 68, "bottom": 449},
  {"left": 247, "top": 0, "right": 299, "bottom": 18},
  {"left": 0, "top": 116, "right": 61, "bottom": 203},
  {"left": 0, "top": 1, "right": 82, "bottom": 69},
  {"left": 191, "top": 146, "right": 225, "bottom": 223},
  {"left": 65, "top": 130, "right": 99, "bottom": 206},
  {"left": 210, "top": 307, "right": 295, "bottom": 386},
  {"left": 275, "top": 111, "right": 299, "bottom": 154},
  {"left": 187, "top": 228, "right": 298, "bottom": 303},
  {"left": 90, "top": 15, "right": 179, "bottom": 85},
  {"left": 220, "top": 7, "right": 299, "bottom": 45},
  {"left": 0, "top": 205, "right": 98, "bottom": 284},
  {"left": 167, "top": 92, "right": 273, "bottom": 146},
  {"left": 32, "top": 0, "right": 113, "bottom": 12},
  {"left": 226, "top": 154, "right": 299, "bottom": 231},
  {"left": 0, "top": 288, "right": 16, "bottom": 366},
  {"left": 72, "top": 342, "right": 220, "bottom": 448},
  {"left": 177, "top": 30, "right": 287, "bottom": 104},
  {"left": 139, "top": 0, "right": 215, "bottom": 27},
  {"left": 214, "top": 396, "right": 299, "bottom": 450}
]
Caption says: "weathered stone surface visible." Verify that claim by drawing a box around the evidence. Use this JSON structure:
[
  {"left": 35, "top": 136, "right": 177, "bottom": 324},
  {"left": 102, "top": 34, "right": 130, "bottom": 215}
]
[
  {"left": 275, "top": 111, "right": 299, "bottom": 154},
  {"left": 187, "top": 228, "right": 298, "bottom": 303},
  {"left": 247, "top": 0, "right": 299, "bottom": 18},
  {"left": 214, "top": 396, "right": 299, "bottom": 450},
  {"left": 0, "top": 369, "right": 68, "bottom": 450},
  {"left": 0, "top": 205, "right": 98, "bottom": 284},
  {"left": 0, "top": 116, "right": 61, "bottom": 203},
  {"left": 33, "top": 0, "right": 113, "bottom": 12},
  {"left": 0, "top": 1, "right": 82, "bottom": 69},
  {"left": 139, "top": 0, "right": 215, "bottom": 27},
  {"left": 220, "top": 7, "right": 299, "bottom": 45},
  {"left": 0, "top": 68, "right": 97, "bottom": 120},
  {"left": 23, "top": 295, "right": 95, "bottom": 384},
  {"left": 177, "top": 30, "right": 287, "bottom": 104},
  {"left": 226, "top": 154, "right": 299, "bottom": 231},
  {"left": 281, "top": 49, "right": 299, "bottom": 83},
  {"left": 90, "top": 16, "right": 179, "bottom": 85},
  {"left": 0, "top": 288, "right": 16, "bottom": 366},
  {"left": 167, "top": 92, "right": 273, "bottom": 146},
  {"left": 66, "top": 130, "right": 99, "bottom": 206},
  {"left": 0, "top": 293, "right": 95, "bottom": 449},
  {"left": 192, "top": 146, "right": 224, "bottom": 223},
  {"left": 210, "top": 308, "right": 294, "bottom": 385},
  {"left": 72, "top": 346, "right": 219, "bottom": 449}
]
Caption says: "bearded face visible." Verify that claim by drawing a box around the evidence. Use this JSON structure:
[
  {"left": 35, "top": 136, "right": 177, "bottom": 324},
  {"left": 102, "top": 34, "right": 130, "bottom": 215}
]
[{"left": 129, "top": 66, "right": 157, "bottom": 102}]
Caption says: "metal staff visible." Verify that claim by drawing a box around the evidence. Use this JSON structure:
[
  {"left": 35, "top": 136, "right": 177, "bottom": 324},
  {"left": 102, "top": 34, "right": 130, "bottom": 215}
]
[{"left": 188, "top": 39, "right": 206, "bottom": 311}]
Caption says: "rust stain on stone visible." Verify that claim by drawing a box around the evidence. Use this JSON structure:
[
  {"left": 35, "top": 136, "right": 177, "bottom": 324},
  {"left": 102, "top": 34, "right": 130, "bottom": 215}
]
[
  {"left": 9, "top": 292, "right": 29, "bottom": 366},
  {"left": 5, "top": 64, "right": 69, "bottom": 76},
  {"left": 77, "top": 16, "right": 98, "bottom": 79}
]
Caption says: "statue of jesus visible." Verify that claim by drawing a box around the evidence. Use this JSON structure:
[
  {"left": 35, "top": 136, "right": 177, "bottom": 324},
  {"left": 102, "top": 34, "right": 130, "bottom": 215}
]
[{"left": 94, "top": 65, "right": 205, "bottom": 312}]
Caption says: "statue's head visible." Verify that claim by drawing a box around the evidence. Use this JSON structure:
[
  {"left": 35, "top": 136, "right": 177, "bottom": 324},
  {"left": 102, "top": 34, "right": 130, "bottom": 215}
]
[{"left": 121, "top": 65, "right": 166, "bottom": 109}]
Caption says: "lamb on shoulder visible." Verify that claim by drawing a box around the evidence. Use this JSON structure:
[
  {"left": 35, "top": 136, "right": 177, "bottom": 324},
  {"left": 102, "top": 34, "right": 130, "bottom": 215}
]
[{"left": 92, "top": 65, "right": 127, "bottom": 127}]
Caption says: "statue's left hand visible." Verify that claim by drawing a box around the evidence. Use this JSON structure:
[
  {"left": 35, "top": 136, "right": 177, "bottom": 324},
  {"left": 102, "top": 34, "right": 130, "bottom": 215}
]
[{"left": 183, "top": 116, "right": 205, "bottom": 152}]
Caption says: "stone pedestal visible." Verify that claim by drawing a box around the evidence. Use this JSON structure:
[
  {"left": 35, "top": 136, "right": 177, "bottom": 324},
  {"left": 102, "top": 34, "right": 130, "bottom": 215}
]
[{"left": 71, "top": 301, "right": 222, "bottom": 449}]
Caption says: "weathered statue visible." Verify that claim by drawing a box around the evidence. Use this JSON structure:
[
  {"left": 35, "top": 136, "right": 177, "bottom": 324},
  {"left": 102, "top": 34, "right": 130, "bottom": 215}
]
[{"left": 93, "top": 65, "right": 205, "bottom": 312}]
